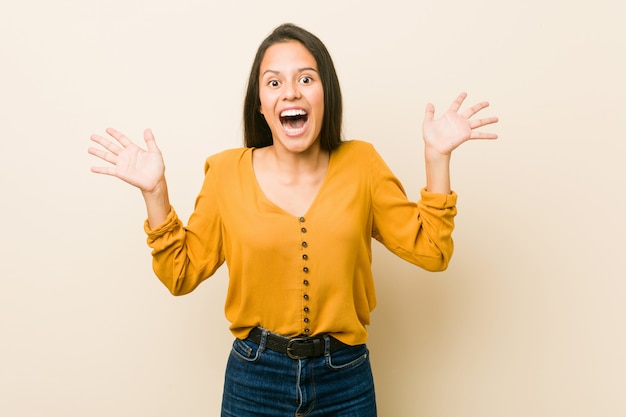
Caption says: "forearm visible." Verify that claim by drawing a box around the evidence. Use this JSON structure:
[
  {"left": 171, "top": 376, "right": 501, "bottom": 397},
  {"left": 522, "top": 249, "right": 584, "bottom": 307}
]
[
  {"left": 142, "top": 178, "right": 172, "bottom": 229},
  {"left": 424, "top": 146, "right": 451, "bottom": 194}
]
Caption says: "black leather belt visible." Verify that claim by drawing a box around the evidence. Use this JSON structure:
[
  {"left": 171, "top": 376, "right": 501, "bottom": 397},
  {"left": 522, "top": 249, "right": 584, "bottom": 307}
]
[{"left": 247, "top": 327, "right": 349, "bottom": 359}]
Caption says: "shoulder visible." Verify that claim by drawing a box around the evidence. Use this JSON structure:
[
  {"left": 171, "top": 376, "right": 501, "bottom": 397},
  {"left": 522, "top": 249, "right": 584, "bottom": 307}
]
[
  {"left": 333, "top": 140, "right": 378, "bottom": 161},
  {"left": 204, "top": 147, "right": 251, "bottom": 173},
  {"left": 334, "top": 140, "right": 397, "bottom": 183},
  {"left": 336, "top": 139, "right": 375, "bottom": 152},
  {"left": 332, "top": 140, "right": 387, "bottom": 172}
]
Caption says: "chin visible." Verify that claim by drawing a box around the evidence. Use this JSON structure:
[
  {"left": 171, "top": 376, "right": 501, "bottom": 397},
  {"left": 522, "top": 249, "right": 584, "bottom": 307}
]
[
  {"left": 283, "top": 142, "right": 318, "bottom": 154},
  {"left": 275, "top": 132, "right": 321, "bottom": 154}
]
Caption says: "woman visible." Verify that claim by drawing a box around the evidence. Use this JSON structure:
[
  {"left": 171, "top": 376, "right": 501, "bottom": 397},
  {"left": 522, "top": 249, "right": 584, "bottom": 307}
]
[{"left": 88, "top": 23, "right": 498, "bottom": 417}]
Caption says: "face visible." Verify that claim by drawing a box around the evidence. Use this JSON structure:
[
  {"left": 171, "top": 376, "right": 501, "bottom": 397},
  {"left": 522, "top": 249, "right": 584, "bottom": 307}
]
[{"left": 259, "top": 41, "right": 324, "bottom": 155}]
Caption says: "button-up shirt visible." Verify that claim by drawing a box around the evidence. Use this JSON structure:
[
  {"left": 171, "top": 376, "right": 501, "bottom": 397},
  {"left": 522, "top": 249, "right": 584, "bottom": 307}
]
[{"left": 145, "top": 140, "right": 457, "bottom": 345}]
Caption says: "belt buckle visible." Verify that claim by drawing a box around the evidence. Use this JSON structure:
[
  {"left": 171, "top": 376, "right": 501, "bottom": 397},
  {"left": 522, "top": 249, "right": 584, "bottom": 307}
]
[{"left": 286, "top": 337, "right": 311, "bottom": 359}]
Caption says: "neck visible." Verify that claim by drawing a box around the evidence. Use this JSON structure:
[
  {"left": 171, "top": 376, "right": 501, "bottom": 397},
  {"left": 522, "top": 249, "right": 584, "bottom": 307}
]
[{"left": 265, "top": 145, "right": 329, "bottom": 186}]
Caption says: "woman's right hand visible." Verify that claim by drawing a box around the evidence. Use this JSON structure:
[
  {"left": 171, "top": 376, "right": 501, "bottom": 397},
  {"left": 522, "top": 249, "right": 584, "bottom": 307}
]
[{"left": 88, "top": 128, "right": 165, "bottom": 193}]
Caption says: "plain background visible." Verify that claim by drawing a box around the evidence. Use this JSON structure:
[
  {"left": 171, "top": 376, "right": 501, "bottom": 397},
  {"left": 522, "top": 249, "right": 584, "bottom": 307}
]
[{"left": 1, "top": 0, "right": 624, "bottom": 416}]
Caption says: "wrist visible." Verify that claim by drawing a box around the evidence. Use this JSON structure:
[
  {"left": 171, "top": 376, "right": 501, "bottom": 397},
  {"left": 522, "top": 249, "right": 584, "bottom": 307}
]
[
  {"left": 142, "top": 178, "right": 171, "bottom": 229},
  {"left": 141, "top": 178, "right": 168, "bottom": 200},
  {"left": 424, "top": 145, "right": 451, "bottom": 164},
  {"left": 424, "top": 146, "right": 451, "bottom": 195}
]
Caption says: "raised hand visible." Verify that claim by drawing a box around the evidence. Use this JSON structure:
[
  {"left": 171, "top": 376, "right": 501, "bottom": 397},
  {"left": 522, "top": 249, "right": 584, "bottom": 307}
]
[
  {"left": 422, "top": 92, "right": 499, "bottom": 156},
  {"left": 88, "top": 128, "right": 165, "bottom": 193}
]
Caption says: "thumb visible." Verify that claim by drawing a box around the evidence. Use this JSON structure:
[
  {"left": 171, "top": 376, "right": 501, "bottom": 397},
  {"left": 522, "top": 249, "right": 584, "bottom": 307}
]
[
  {"left": 424, "top": 103, "right": 435, "bottom": 122},
  {"left": 143, "top": 128, "right": 159, "bottom": 152}
]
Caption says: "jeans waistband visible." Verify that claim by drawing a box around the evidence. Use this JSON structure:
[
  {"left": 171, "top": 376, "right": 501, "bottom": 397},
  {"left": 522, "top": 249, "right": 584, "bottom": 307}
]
[{"left": 247, "top": 327, "right": 349, "bottom": 359}]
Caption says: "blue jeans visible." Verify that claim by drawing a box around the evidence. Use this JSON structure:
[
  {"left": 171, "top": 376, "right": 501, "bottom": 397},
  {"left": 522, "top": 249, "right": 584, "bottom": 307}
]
[{"left": 221, "top": 330, "right": 377, "bottom": 416}]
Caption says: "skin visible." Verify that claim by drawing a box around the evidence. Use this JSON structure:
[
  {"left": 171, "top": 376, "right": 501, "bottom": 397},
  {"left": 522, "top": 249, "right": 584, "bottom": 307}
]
[
  {"left": 252, "top": 41, "right": 328, "bottom": 217},
  {"left": 423, "top": 92, "right": 499, "bottom": 194},
  {"left": 89, "top": 127, "right": 170, "bottom": 227},
  {"left": 258, "top": 41, "right": 325, "bottom": 157},
  {"left": 88, "top": 44, "right": 498, "bottom": 225}
]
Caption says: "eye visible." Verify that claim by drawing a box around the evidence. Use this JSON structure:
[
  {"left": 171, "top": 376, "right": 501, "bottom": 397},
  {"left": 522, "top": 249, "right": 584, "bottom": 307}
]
[
  {"left": 268, "top": 80, "right": 280, "bottom": 87},
  {"left": 300, "top": 76, "right": 312, "bottom": 84}
]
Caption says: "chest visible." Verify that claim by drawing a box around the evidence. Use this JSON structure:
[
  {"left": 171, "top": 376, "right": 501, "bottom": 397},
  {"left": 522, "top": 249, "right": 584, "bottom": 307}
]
[
  {"left": 218, "top": 163, "right": 373, "bottom": 256},
  {"left": 255, "top": 178, "right": 323, "bottom": 218}
]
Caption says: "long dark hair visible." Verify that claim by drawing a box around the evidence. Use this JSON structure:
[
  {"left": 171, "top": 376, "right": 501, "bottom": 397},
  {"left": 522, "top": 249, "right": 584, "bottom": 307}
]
[{"left": 243, "top": 23, "right": 343, "bottom": 151}]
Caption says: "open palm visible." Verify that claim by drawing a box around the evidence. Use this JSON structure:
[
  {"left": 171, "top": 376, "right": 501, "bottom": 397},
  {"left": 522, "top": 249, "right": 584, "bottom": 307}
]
[
  {"left": 422, "top": 92, "right": 499, "bottom": 155},
  {"left": 88, "top": 128, "right": 165, "bottom": 192}
]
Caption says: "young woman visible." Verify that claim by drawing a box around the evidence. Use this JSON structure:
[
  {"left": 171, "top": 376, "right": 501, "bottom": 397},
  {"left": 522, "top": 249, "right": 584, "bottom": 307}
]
[{"left": 88, "top": 23, "right": 498, "bottom": 417}]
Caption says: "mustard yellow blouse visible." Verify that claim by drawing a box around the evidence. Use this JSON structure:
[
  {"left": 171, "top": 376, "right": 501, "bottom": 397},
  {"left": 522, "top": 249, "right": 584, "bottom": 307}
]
[{"left": 144, "top": 140, "right": 457, "bottom": 345}]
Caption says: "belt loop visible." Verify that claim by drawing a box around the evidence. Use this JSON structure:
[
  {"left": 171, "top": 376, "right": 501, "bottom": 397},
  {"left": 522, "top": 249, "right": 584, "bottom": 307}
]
[
  {"left": 323, "top": 335, "right": 331, "bottom": 357},
  {"left": 258, "top": 327, "right": 268, "bottom": 353}
]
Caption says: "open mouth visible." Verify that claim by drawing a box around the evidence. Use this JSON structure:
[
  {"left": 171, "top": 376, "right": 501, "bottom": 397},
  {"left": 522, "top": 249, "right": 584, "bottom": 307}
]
[{"left": 280, "top": 109, "right": 309, "bottom": 135}]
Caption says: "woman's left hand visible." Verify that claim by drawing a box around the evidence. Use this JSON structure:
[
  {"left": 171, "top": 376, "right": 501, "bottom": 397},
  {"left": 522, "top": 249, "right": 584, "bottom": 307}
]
[{"left": 422, "top": 92, "right": 499, "bottom": 156}]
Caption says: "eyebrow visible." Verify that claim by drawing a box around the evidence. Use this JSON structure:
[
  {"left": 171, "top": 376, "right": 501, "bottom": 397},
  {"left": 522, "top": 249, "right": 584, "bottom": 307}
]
[{"left": 261, "top": 67, "right": 319, "bottom": 77}]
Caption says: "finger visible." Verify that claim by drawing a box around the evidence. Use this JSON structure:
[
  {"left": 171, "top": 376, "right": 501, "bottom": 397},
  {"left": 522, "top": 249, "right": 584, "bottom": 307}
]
[
  {"left": 90, "top": 134, "right": 123, "bottom": 155},
  {"left": 143, "top": 128, "right": 159, "bottom": 152},
  {"left": 105, "top": 127, "right": 133, "bottom": 148},
  {"left": 470, "top": 116, "right": 499, "bottom": 129},
  {"left": 448, "top": 92, "right": 468, "bottom": 112},
  {"left": 88, "top": 146, "right": 118, "bottom": 165},
  {"left": 90, "top": 133, "right": 123, "bottom": 155},
  {"left": 469, "top": 131, "right": 499, "bottom": 140},
  {"left": 424, "top": 103, "right": 435, "bottom": 121},
  {"left": 90, "top": 165, "right": 118, "bottom": 176},
  {"left": 462, "top": 101, "right": 491, "bottom": 118}
]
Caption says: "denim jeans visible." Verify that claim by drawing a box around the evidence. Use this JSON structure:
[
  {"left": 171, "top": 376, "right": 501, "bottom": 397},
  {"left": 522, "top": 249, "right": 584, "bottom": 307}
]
[{"left": 221, "top": 330, "right": 377, "bottom": 417}]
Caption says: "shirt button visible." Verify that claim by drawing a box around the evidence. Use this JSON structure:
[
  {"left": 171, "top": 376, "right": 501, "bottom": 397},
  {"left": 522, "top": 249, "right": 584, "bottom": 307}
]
[
  {"left": 303, "top": 267, "right": 309, "bottom": 273},
  {"left": 304, "top": 328, "right": 310, "bottom": 334},
  {"left": 304, "top": 318, "right": 310, "bottom": 323},
  {"left": 301, "top": 227, "right": 307, "bottom": 233},
  {"left": 302, "top": 254, "right": 308, "bottom": 260},
  {"left": 299, "top": 217, "right": 306, "bottom": 223},
  {"left": 303, "top": 294, "right": 309, "bottom": 300},
  {"left": 303, "top": 280, "right": 309, "bottom": 286},
  {"left": 301, "top": 242, "right": 308, "bottom": 248},
  {"left": 303, "top": 307, "right": 309, "bottom": 313}
]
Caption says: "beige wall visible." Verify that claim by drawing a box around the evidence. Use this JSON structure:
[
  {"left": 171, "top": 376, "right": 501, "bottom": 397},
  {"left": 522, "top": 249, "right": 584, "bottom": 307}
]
[{"left": 1, "top": 0, "right": 624, "bottom": 416}]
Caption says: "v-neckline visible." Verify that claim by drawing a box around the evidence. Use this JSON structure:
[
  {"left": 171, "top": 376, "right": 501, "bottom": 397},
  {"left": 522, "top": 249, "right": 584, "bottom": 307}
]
[{"left": 248, "top": 147, "right": 334, "bottom": 219}]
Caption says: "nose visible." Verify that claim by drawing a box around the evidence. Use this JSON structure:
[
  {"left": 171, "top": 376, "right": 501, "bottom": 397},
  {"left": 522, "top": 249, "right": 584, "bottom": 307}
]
[{"left": 282, "top": 80, "right": 301, "bottom": 101}]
